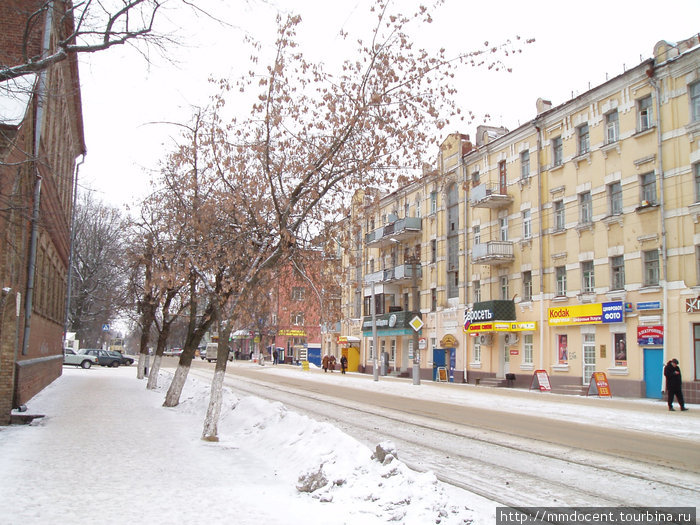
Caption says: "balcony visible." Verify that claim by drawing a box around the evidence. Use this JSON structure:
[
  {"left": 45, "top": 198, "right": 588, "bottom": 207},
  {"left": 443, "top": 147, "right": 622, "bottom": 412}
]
[
  {"left": 472, "top": 241, "right": 514, "bottom": 265},
  {"left": 470, "top": 182, "right": 513, "bottom": 209},
  {"left": 364, "top": 263, "right": 422, "bottom": 285},
  {"left": 365, "top": 217, "right": 422, "bottom": 246}
]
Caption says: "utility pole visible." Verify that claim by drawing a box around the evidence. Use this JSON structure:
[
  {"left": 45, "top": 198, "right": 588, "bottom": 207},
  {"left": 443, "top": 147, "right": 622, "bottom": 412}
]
[
  {"left": 411, "top": 255, "right": 421, "bottom": 385},
  {"left": 372, "top": 280, "right": 379, "bottom": 381}
]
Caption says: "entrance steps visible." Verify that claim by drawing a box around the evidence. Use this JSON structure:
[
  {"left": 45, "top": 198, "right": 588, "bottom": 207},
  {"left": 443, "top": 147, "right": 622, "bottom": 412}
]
[
  {"left": 477, "top": 378, "right": 508, "bottom": 388},
  {"left": 551, "top": 384, "right": 588, "bottom": 396}
]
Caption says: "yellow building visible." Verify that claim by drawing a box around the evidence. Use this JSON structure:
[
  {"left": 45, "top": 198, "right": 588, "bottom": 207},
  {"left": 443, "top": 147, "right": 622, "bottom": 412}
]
[{"left": 340, "top": 35, "right": 700, "bottom": 401}]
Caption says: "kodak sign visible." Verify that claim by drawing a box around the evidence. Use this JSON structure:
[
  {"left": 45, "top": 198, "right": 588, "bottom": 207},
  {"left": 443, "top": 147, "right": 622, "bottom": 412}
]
[{"left": 548, "top": 301, "right": 623, "bottom": 326}]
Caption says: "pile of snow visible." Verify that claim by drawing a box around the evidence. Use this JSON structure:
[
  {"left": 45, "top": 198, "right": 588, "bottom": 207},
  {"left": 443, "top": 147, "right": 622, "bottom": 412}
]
[{"left": 165, "top": 370, "right": 475, "bottom": 524}]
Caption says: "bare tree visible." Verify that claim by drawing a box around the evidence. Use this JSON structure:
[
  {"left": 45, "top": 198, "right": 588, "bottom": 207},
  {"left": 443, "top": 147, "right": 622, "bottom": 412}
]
[
  {"left": 0, "top": 0, "right": 181, "bottom": 83},
  {"left": 68, "top": 191, "right": 127, "bottom": 347}
]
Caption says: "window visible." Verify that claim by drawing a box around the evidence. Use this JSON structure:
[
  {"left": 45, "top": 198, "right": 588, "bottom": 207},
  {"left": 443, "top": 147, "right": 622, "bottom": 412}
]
[
  {"left": 523, "top": 334, "right": 533, "bottom": 364},
  {"left": 291, "top": 287, "right": 305, "bottom": 301},
  {"left": 291, "top": 312, "right": 304, "bottom": 325},
  {"left": 694, "top": 163, "right": 700, "bottom": 203},
  {"left": 581, "top": 260, "right": 595, "bottom": 293},
  {"left": 500, "top": 275, "right": 509, "bottom": 300},
  {"left": 609, "top": 182, "right": 622, "bottom": 215},
  {"left": 643, "top": 249, "right": 660, "bottom": 286},
  {"left": 520, "top": 150, "right": 530, "bottom": 180},
  {"left": 472, "top": 340, "right": 481, "bottom": 363},
  {"left": 499, "top": 217, "right": 508, "bottom": 241},
  {"left": 390, "top": 339, "right": 396, "bottom": 362},
  {"left": 606, "top": 110, "right": 619, "bottom": 143},
  {"left": 430, "top": 239, "right": 437, "bottom": 263},
  {"left": 473, "top": 225, "right": 481, "bottom": 245},
  {"left": 611, "top": 256, "right": 625, "bottom": 290},
  {"left": 554, "top": 200, "right": 565, "bottom": 231},
  {"left": 688, "top": 81, "right": 700, "bottom": 123},
  {"left": 638, "top": 95, "right": 653, "bottom": 132},
  {"left": 579, "top": 192, "right": 592, "bottom": 224},
  {"left": 522, "top": 271, "right": 532, "bottom": 301},
  {"left": 473, "top": 280, "right": 481, "bottom": 303},
  {"left": 577, "top": 123, "right": 590, "bottom": 154},
  {"left": 641, "top": 172, "right": 657, "bottom": 205},
  {"left": 431, "top": 288, "right": 437, "bottom": 311},
  {"left": 403, "top": 292, "right": 410, "bottom": 311},
  {"left": 552, "top": 136, "right": 563, "bottom": 167},
  {"left": 430, "top": 191, "right": 438, "bottom": 214},
  {"left": 471, "top": 170, "right": 480, "bottom": 186},
  {"left": 415, "top": 196, "right": 422, "bottom": 218},
  {"left": 522, "top": 210, "right": 531, "bottom": 239},
  {"left": 556, "top": 266, "right": 567, "bottom": 296}
]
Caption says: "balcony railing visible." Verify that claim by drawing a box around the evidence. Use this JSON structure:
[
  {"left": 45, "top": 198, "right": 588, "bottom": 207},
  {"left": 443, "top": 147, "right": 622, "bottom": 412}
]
[
  {"left": 364, "top": 263, "right": 422, "bottom": 285},
  {"left": 470, "top": 182, "right": 513, "bottom": 208},
  {"left": 472, "top": 241, "right": 515, "bottom": 265},
  {"left": 365, "top": 217, "right": 422, "bottom": 245}
]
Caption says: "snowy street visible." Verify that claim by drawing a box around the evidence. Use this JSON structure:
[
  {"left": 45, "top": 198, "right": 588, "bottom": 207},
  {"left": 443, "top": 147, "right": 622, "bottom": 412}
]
[{"left": 0, "top": 363, "right": 698, "bottom": 525}]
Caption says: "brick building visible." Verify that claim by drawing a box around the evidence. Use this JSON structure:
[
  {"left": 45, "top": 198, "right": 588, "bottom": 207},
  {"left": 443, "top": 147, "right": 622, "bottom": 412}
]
[{"left": 0, "top": 1, "right": 85, "bottom": 423}]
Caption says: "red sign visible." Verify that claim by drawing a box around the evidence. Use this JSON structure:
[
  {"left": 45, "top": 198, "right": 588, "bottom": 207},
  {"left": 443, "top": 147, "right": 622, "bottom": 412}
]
[
  {"left": 587, "top": 372, "right": 612, "bottom": 397},
  {"left": 509, "top": 349, "right": 519, "bottom": 356},
  {"left": 637, "top": 326, "right": 663, "bottom": 345},
  {"left": 529, "top": 370, "right": 551, "bottom": 391}
]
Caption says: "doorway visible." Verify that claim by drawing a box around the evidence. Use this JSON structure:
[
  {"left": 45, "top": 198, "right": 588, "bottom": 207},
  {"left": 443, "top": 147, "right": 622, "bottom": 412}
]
[{"left": 643, "top": 347, "right": 663, "bottom": 399}]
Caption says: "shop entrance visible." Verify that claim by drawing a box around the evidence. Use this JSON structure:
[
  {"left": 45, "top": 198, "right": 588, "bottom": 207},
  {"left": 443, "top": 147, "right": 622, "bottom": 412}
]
[
  {"left": 643, "top": 347, "right": 663, "bottom": 399},
  {"left": 432, "top": 347, "right": 455, "bottom": 382}
]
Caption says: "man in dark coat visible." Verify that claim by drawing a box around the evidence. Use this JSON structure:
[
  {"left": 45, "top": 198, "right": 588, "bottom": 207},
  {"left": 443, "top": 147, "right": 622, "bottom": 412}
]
[{"left": 664, "top": 358, "right": 688, "bottom": 411}]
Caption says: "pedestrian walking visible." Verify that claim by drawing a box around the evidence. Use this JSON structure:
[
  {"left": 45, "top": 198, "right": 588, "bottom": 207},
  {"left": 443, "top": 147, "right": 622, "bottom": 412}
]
[
  {"left": 329, "top": 355, "right": 336, "bottom": 372},
  {"left": 664, "top": 358, "right": 688, "bottom": 411},
  {"left": 340, "top": 355, "right": 348, "bottom": 374},
  {"left": 322, "top": 354, "right": 329, "bottom": 373}
]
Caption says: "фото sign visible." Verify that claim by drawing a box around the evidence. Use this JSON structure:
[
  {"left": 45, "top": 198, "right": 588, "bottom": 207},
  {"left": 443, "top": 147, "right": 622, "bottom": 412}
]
[{"left": 548, "top": 301, "right": 624, "bottom": 326}]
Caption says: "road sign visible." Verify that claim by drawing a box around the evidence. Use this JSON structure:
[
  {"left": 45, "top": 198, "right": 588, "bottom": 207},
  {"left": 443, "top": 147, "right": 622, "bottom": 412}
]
[
  {"left": 102, "top": 324, "right": 110, "bottom": 332},
  {"left": 409, "top": 316, "right": 424, "bottom": 332}
]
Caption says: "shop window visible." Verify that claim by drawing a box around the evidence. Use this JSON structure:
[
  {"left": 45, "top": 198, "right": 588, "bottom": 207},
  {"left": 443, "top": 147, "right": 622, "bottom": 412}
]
[{"left": 523, "top": 334, "right": 533, "bottom": 364}]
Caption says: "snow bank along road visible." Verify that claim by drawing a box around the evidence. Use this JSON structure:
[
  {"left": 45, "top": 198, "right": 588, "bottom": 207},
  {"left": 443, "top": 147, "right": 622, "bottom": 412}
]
[{"left": 172, "top": 360, "right": 699, "bottom": 509}]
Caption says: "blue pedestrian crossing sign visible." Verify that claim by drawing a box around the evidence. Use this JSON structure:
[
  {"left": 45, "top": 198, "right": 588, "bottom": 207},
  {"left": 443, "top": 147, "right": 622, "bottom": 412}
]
[{"left": 102, "top": 324, "right": 110, "bottom": 332}]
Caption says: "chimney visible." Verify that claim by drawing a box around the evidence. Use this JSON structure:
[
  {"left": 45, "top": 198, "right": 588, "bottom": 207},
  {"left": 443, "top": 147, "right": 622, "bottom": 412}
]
[{"left": 536, "top": 98, "right": 552, "bottom": 115}]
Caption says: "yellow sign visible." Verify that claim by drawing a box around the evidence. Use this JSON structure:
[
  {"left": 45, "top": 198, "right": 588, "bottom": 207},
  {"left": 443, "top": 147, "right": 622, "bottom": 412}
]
[
  {"left": 278, "top": 329, "right": 306, "bottom": 336},
  {"left": 440, "top": 334, "right": 459, "bottom": 347},
  {"left": 464, "top": 321, "right": 536, "bottom": 333}
]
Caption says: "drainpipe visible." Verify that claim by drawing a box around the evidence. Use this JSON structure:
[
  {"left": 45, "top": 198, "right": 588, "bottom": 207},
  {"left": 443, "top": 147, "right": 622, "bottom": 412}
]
[
  {"left": 21, "top": 3, "right": 53, "bottom": 356},
  {"left": 648, "top": 67, "right": 668, "bottom": 371},
  {"left": 535, "top": 122, "right": 545, "bottom": 369},
  {"left": 64, "top": 154, "right": 84, "bottom": 338},
  {"left": 462, "top": 144, "right": 469, "bottom": 383}
]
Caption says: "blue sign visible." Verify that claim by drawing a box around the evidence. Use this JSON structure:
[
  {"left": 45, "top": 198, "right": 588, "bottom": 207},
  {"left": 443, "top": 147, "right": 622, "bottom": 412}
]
[
  {"left": 601, "top": 301, "right": 624, "bottom": 323},
  {"left": 102, "top": 324, "right": 110, "bottom": 332},
  {"left": 637, "top": 301, "right": 661, "bottom": 311}
]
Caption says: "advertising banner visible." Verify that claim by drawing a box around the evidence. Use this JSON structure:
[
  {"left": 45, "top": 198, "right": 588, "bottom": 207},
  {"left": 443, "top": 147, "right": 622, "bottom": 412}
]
[
  {"left": 548, "top": 301, "right": 623, "bottom": 326},
  {"left": 637, "top": 326, "right": 664, "bottom": 345}
]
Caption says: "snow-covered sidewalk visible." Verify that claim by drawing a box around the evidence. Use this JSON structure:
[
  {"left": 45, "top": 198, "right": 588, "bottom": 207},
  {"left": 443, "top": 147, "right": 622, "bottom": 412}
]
[{"left": 0, "top": 366, "right": 490, "bottom": 525}]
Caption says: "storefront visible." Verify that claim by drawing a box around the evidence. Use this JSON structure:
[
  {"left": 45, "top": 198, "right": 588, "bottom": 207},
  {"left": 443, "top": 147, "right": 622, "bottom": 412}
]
[
  {"left": 463, "top": 300, "right": 537, "bottom": 384},
  {"left": 547, "top": 301, "right": 625, "bottom": 389},
  {"left": 362, "top": 310, "right": 422, "bottom": 376}
]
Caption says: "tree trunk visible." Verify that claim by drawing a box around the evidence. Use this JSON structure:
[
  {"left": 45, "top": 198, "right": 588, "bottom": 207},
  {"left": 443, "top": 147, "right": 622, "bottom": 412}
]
[
  {"left": 147, "top": 354, "right": 163, "bottom": 390},
  {"left": 163, "top": 360, "right": 191, "bottom": 407},
  {"left": 201, "top": 316, "right": 233, "bottom": 441}
]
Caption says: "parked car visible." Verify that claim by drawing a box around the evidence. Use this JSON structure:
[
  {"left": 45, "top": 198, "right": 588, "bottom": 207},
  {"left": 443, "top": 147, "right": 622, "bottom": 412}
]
[
  {"left": 79, "top": 349, "right": 123, "bottom": 367},
  {"left": 112, "top": 351, "right": 134, "bottom": 366},
  {"left": 204, "top": 343, "right": 218, "bottom": 362},
  {"left": 63, "top": 348, "right": 99, "bottom": 369}
]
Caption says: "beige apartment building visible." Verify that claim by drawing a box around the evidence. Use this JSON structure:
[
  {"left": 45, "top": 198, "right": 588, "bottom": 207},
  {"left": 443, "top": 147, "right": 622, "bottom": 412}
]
[{"left": 339, "top": 35, "right": 700, "bottom": 401}]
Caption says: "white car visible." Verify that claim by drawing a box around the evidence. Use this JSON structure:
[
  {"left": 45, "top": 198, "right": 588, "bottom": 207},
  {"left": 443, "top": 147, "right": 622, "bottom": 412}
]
[{"left": 63, "top": 348, "right": 99, "bottom": 369}]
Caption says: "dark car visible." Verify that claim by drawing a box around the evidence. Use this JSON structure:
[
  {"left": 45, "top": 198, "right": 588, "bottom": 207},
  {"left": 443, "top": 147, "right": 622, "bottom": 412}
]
[
  {"left": 79, "top": 349, "right": 129, "bottom": 367},
  {"left": 112, "top": 351, "right": 134, "bottom": 366}
]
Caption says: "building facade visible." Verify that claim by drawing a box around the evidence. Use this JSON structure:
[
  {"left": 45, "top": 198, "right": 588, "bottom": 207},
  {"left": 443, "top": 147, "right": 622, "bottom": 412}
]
[
  {"left": 0, "top": 1, "right": 85, "bottom": 423},
  {"left": 340, "top": 35, "right": 700, "bottom": 402}
]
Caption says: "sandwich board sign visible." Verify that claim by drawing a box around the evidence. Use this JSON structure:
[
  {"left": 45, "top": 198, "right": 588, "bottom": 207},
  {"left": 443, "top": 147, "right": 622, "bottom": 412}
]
[
  {"left": 529, "top": 370, "right": 552, "bottom": 392},
  {"left": 587, "top": 372, "right": 612, "bottom": 397}
]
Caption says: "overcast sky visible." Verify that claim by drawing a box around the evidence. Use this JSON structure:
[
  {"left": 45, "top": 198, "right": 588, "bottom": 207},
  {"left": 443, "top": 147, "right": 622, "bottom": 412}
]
[{"left": 76, "top": 0, "right": 700, "bottom": 208}]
